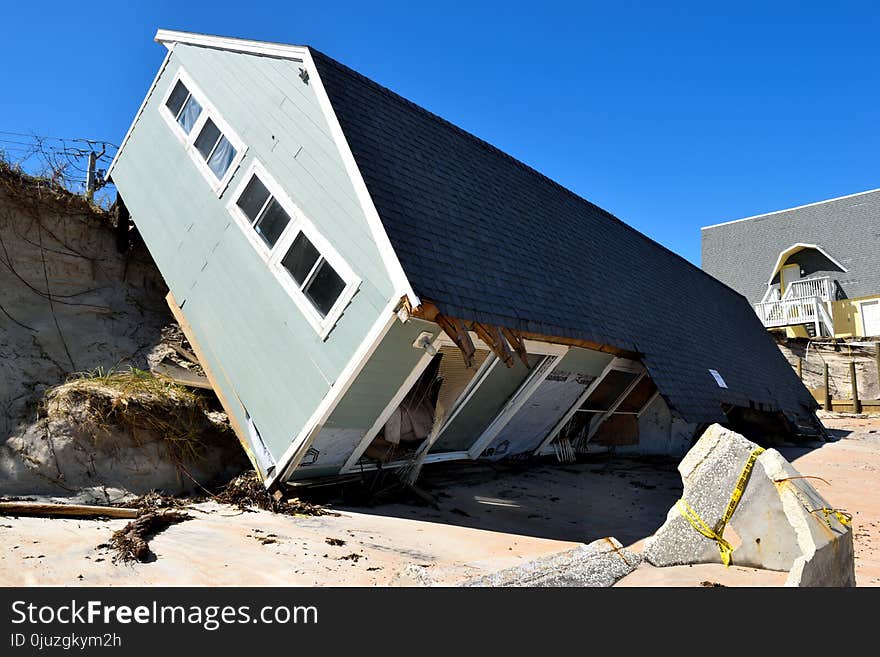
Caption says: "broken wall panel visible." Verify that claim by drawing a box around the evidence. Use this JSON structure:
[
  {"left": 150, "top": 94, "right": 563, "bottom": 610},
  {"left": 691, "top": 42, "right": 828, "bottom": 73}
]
[
  {"left": 290, "top": 318, "right": 441, "bottom": 479},
  {"left": 430, "top": 353, "right": 542, "bottom": 453},
  {"left": 481, "top": 347, "right": 615, "bottom": 459},
  {"left": 592, "top": 414, "right": 639, "bottom": 446}
]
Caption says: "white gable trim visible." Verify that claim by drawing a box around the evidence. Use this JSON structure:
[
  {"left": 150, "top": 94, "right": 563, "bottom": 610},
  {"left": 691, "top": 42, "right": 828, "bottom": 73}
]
[
  {"left": 302, "top": 47, "right": 421, "bottom": 308},
  {"left": 155, "top": 29, "right": 308, "bottom": 61},
  {"left": 767, "top": 242, "right": 848, "bottom": 286}
]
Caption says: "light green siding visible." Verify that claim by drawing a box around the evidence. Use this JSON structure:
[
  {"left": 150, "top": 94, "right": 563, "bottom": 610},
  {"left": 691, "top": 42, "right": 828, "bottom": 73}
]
[{"left": 111, "top": 44, "right": 395, "bottom": 471}]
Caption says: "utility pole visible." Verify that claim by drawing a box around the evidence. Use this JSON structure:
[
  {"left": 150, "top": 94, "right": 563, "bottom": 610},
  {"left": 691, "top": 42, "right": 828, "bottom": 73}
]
[
  {"left": 85, "top": 151, "right": 97, "bottom": 201},
  {"left": 85, "top": 144, "right": 106, "bottom": 202}
]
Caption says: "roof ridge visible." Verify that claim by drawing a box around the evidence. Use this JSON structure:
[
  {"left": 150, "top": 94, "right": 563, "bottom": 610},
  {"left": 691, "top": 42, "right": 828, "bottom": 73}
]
[
  {"left": 309, "top": 47, "right": 745, "bottom": 301},
  {"left": 701, "top": 187, "right": 880, "bottom": 230}
]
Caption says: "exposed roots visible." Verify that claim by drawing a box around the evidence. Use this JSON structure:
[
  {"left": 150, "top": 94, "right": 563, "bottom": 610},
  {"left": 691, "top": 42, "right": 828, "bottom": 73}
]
[{"left": 46, "top": 367, "right": 229, "bottom": 469}]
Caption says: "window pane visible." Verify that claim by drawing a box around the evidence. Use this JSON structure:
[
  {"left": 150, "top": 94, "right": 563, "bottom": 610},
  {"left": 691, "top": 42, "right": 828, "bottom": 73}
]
[
  {"left": 207, "top": 135, "right": 237, "bottom": 179},
  {"left": 281, "top": 232, "right": 320, "bottom": 286},
  {"left": 194, "top": 119, "right": 221, "bottom": 161},
  {"left": 165, "top": 80, "right": 189, "bottom": 118},
  {"left": 236, "top": 175, "right": 271, "bottom": 222},
  {"left": 304, "top": 260, "right": 346, "bottom": 317},
  {"left": 177, "top": 95, "right": 202, "bottom": 134},
  {"left": 254, "top": 199, "right": 291, "bottom": 249}
]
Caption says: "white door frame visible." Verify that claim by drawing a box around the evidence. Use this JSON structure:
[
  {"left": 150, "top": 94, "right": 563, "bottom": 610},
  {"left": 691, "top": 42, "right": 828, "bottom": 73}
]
[
  {"left": 338, "top": 332, "right": 567, "bottom": 473},
  {"left": 859, "top": 299, "right": 880, "bottom": 336},
  {"left": 463, "top": 343, "right": 569, "bottom": 459},
  {"left": 532, "top": 357, "right": 644, "bottom": 455}
]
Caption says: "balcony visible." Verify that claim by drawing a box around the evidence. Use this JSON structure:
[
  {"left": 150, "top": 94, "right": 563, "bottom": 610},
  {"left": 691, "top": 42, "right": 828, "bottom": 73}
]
[{"left": 754, "top": 276, "right": 835, "bottom": 336}]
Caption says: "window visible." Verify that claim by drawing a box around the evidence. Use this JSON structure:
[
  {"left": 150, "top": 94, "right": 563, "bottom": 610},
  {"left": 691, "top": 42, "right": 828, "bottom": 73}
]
[
  {"left": 164, "top": 80, "right": 202, "bottom": 134},
  {"left": 228, "top": 161, "right": 359, "bottom": 336},
  {"left": 160, "top": 69, "right": 246, "bottom": 194},
  {"left": 281, "top": 232, "right": 346, "bottom": 317}
]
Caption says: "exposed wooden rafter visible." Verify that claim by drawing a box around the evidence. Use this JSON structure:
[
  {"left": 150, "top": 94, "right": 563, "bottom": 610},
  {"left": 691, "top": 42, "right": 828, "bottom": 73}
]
[
  {"left": 500, "top": 327, "right": 530, "bottom": 368},
  {"left": 410, "top": 299, "right": 640, "bottom": 368},
  {"left": 434, "top": 315, "right": 476, "bottom": 368},
  {"left": 471, "top": 322, "right": 515, "bottom": 367}
]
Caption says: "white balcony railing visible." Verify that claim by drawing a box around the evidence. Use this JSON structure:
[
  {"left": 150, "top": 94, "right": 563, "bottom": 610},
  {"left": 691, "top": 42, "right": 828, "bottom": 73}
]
[
  {"left": 754, "top": 277, "right": 835, "bottom": 336},
  {"left": 755, "top": 297, "right": 821, "bottom": 328},
  {"left": 785, "top": 276, "right": 833, "bottom": 302}
]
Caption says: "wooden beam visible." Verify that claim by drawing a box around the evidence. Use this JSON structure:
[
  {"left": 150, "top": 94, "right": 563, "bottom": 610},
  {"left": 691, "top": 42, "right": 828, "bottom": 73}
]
[
  {"left": 434, "top": 314, "right": 476, "bottom": 368},
  {"left": 411, "top": 299, "right": 639, "bottom": 360},
  {"left": 0, "top": 502, "right": 140, "bottom": 519},
  {"left": 501, "top": 327, "right": 531, "bottom": 368},
  {"left": 165, "top": 292, "right": 261, "bottom": 475},
  {"left": 471, "top": 322, "right": 515, "bottom": 367},
  {"left": 850, "top": 360, "right": 862, "bottom": 414}
]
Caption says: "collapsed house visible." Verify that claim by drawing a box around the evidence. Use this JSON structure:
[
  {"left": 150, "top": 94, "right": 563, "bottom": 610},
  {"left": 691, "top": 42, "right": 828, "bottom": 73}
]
[{"left": 106, "top": 30, "right": 821, "bottom": 489}]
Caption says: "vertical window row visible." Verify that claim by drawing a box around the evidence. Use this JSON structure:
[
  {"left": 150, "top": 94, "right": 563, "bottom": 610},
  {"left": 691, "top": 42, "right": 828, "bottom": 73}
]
[
  {"left": 234, "top": 171, "right": 349, "bottom": 320},
  {"left": 161, "top": 73, "right": 245, "bottom": 191}
]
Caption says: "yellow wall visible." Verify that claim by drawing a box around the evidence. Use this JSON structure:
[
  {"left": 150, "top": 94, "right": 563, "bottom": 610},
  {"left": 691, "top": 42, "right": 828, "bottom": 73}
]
[{"left": 832, "top": 294, "right": 880, "bottom": 338}]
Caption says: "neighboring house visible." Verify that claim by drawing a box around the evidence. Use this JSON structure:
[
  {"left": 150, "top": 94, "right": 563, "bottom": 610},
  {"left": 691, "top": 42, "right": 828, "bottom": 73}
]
[
  {"left": 703, "top": 190, "right": 880, "bottom": 340},
  {"left": 108, "top": 30, "right": 819, "bottom": 489}
]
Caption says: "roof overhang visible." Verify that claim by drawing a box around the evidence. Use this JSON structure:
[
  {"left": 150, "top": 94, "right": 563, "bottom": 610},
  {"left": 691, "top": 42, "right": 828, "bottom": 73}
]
[
  {"left": 154, "top": 29, "right": 308, "bottom": 60},
  {"left": 767, "top": 242, "right": 847, "bottom": 285}
]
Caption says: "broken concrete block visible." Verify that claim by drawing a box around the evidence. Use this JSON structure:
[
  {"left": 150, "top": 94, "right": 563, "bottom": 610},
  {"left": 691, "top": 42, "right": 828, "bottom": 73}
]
[
  {"left": 643, "top": 424, "right": 854, "bottom": 587},
  {"left": 460, "top": 537, "right": 641, "bottom": 587}
]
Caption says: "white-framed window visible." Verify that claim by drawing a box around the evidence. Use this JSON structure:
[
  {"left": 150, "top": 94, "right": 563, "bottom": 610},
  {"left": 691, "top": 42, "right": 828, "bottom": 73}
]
[
  {"left": 227, "top": 160, "right": 360, "bottom": 339},
  {"left": 159, "top": 68, "right": 247, "bottom": 195}
]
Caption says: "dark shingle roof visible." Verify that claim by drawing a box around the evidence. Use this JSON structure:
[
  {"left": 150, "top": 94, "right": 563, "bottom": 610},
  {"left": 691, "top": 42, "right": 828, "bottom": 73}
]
[
  {"left": 311, "top": 50, "right": 818, "bottom": 425},
  {"left": 702, "top": 190, "right": 880, "bottom": 305}
]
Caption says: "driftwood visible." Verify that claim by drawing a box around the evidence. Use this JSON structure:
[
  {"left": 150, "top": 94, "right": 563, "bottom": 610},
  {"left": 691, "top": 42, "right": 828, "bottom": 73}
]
[
  {"left": 0, "top": 502, "right": 140, "bottom": 519},
  {"left": 109, "top": 510, "right": 192, "bottom": 562}
]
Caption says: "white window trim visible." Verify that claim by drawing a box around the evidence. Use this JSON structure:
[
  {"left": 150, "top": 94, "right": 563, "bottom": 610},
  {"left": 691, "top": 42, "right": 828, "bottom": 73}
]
[
  {"left": 227, "top": 159, "right": 361, "bottom": 340},
  {"left": 159, "top": 67, "right": 247, "bottom": 197}
]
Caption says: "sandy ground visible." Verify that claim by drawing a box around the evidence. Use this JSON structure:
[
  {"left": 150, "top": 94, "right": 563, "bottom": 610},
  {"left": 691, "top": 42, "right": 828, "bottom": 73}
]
[{"left": 1, "top": 415, "right": 877, "bottom": 587}]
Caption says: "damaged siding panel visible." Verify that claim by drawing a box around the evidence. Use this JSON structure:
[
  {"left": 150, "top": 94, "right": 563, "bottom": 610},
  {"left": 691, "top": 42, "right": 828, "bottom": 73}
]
[
  {"left": 481, "top": 346, "right": 615, "bottom": 459},
  {"left": 294, "top": 318, "right": 441, "bottom": 477},
  {"left": 112, "top": 45, "right": 397, "bottom": 469}
]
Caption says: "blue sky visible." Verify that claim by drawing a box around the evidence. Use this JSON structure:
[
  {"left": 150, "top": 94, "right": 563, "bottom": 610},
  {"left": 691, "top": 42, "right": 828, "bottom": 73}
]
[{"left": 2, "top": 1, "right": 877, "bottom": 265}]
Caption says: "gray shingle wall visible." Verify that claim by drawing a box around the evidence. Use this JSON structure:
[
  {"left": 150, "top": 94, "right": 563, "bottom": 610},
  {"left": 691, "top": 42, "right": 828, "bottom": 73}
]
[
  {"left": 312, "top": 49, "right": 819, "bottom": 426},
  {"left": 702, "top": 191, "right": 880, "bottom": 305}
]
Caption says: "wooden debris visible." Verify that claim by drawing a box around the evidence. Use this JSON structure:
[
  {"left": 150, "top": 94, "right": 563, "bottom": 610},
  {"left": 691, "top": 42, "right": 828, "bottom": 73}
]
[
  {"left": 0, "top": 502, "right": 140, "bottom": 519},
  {"left": 109, "top": 510, "right": 192, "bottom": 562},
  {"left": 501, "top": 327, "right": 531, "bottom": 368},
  {"left": 150, "top": 361, "right": 213, "bottom": 390}
]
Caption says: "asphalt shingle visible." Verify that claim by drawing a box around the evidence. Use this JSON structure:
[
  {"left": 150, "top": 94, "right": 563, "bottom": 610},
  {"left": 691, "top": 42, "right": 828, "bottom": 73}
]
[{"left": 311, "top": 49, "right": 818, "bottom": 426}]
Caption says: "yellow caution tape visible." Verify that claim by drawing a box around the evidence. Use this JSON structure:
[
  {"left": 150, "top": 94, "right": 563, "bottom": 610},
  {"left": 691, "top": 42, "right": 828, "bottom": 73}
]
[
  {"left": 676, "top": 498, "right": 735, "bottom": 566},
  {"left": 811, "top": 507, "right": 853, "bottom": 529},
  {"left": 676, "top": 447, "right": 765, "bottom": 567}
]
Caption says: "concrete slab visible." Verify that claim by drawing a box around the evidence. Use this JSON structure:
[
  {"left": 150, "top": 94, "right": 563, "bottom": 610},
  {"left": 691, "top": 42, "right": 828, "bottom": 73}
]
[
  {"left": 642, "top": 424, "right": 855, "bottom": 586},
  {"left": 460, "top": 537, "right": 641, "bottom": 587}
]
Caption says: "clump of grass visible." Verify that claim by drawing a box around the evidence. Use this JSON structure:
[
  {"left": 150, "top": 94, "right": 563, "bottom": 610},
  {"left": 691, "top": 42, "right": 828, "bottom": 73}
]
[{"left": 47, "top": 367, "right": 226, "bottom": 468}]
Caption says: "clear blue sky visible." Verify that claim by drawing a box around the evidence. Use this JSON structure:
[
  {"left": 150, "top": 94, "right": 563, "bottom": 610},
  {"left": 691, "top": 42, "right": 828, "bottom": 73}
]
[{"left": 2, "top": 1, "right": 877, "bottom": 265}]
